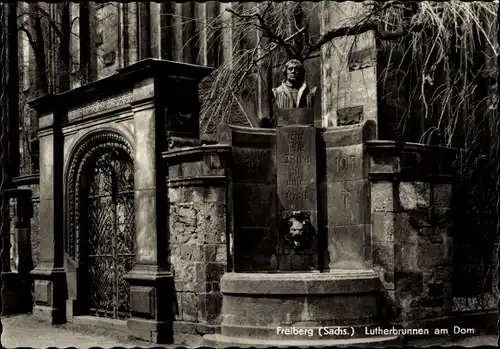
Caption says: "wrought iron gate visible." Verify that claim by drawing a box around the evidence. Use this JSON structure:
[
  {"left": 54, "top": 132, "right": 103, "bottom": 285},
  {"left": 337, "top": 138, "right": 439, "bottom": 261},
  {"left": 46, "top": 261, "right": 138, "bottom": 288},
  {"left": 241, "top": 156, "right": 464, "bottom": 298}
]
[{"left": 85, "top": 149, "right": 135, "bottom": 320}]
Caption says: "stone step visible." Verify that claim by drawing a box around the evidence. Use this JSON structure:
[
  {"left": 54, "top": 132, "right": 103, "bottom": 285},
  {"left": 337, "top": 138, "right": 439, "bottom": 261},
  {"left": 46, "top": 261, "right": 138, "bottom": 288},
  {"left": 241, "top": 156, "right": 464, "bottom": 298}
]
[{"left": 203, "top": 334, "right": 401, "bottom": 348}]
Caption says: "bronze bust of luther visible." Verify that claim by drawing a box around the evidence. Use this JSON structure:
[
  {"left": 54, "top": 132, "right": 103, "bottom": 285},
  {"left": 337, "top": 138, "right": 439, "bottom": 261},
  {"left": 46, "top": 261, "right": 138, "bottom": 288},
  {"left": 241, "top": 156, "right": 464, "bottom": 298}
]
[{"left": 272, "top": 59, "right": 317, "bottom": 109}]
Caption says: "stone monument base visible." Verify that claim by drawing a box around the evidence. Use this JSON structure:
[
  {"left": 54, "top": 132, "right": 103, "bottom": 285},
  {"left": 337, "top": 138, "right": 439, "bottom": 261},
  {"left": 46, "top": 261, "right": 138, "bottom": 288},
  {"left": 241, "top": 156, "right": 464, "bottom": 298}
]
[{"left": 205, "top": 270, "right": 398, "bottom": 346}]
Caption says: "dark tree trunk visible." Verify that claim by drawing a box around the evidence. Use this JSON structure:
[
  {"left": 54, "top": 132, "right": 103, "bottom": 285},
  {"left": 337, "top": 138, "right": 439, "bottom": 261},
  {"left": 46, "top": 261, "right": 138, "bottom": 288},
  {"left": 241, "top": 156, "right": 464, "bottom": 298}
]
[
  {"left": 79, "top": 1, "right": 92, "bottom": 84},
  {"left": 7, "top": 3, "right": 19, "bottom": 179},
  {"left": 30, "top": 4, "right": 48, "bottom": 95},
  {"left": 496, "top": 4, "right": 500, "bottom": 346},
  {"left": 57, "top": 2, "right": 71, "bottom": 92}
]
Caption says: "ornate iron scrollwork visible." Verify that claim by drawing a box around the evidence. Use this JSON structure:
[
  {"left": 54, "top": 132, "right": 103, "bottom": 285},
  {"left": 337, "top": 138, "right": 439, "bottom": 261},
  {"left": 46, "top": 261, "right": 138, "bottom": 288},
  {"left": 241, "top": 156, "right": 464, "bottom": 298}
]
[{"left": 66, "top": 132, "right": 135, "bottom": 320}]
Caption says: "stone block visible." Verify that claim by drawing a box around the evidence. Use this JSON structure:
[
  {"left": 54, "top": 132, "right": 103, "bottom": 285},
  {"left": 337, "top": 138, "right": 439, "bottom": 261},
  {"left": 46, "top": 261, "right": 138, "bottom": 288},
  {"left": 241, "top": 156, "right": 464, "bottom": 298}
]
[
  {"left": 418, "top": 242, "right": 448, "bottom": 267},
  {"left": 420, "top": 297, "right": 444, "bottom": 308},
  {"left": 278, "top": 254, "right": 317, "bottom": 272},
  {"left": 433, "top": 183, "right": 452, "bottom": 208},
  {"left": 234, "top": 227, "right": 277, "bottom": 272},
  {"left": 325, "top": 180, "right": 370, "bottom": 226},
  {"left": 168, "top": 187, "right": 182, "bottom": 203},
  {"left": 233, "top": 183, "right": 276, "bottom": 228},
  {"left": 232, "top": 147, "right": 276, "bottom": 184},
  {"left": 372, "top": 243, "right": 394, "bottom": 271},
  {"left": 173, "top": 262, "right": 195, "bottom": 291},
  {"left": 170, "top": 204, "right": 198, "bottom": 245},
  {"left": 206, "top": 262, "right": 226, "bottom": 283},
  {"left": 399, "top": 182, "right": 430, "bottom": 211},
  {"left": 373, "top": 266, "right": 395, "bottom": 290},
  {"left": 426, "top": 283, "right": 443, "bottom": 298},
  {"left": 174, "top": 292, "right": 182, "bottom": 320},
  {"left": 34, "top": 280, "right": 52, "bottom": 306},
  {"left": 371, "top": 212, "right": 395, "bottom": 243},
  {"left": 434, "top": 266, "right": 453, "bottom": 282},
  {"left": 399, "top": 151, "right": 424, "bottom": 174},
  {"left": 325, "top": 225, "right": 368, "bottom": 270},
  {"left": 180, "top": 244, "right": 202, "bottom": 262},
  {"left": 198, "top": 292, "right": 223, "bottom": 323},
  {"left": 395, "top": 243, "right": 419, "bottom": 271},
  {"left": 325, "top": 145, "right": 365, "bottom": 182},
  {"left": 395, "top": 271, "right": 423, "bottom": 295},
  {"left": 196, "top": 203, "right": 226, "bottom": 244},
  {"left": 370, "top": 182, "right": 394, "bottom": 212},
  {"left": 182, "top": 292, "right": 198, "bottom": 322},
  {"left": 369, "top": 153, "right": 396, "bottom": 173},
  {"left": 130, "top": 286, "right": 155, "bottom": 319}
]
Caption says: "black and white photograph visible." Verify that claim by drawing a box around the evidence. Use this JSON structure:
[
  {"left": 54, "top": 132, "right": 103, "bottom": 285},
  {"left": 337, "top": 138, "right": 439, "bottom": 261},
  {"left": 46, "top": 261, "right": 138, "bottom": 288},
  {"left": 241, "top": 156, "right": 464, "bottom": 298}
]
[{"left": 0, "top": 1, "right": 498, "bottom": 347}]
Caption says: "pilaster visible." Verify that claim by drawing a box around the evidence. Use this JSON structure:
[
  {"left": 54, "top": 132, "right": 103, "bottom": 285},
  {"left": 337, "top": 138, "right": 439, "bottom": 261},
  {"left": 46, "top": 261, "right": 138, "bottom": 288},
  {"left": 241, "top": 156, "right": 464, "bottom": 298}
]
[
  {"left": 124, "top": 78, "right": 173, "bottom": 343},
  {"left": 28, "top": 94, "right": 66, "bottom": 324}
]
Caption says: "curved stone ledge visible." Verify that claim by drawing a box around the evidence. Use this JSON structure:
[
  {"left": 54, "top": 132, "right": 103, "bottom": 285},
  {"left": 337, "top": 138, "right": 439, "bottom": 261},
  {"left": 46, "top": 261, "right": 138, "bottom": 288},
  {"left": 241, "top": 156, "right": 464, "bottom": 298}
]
[
  {"left": 366, "top": 140, "right": 459, "bottom": 177},
  {"left": 221, "top": 271, "right": 380, "bottom": 295},
  {"left": 319, "top": 119, "right": 377, "bottom": 147},
  {"left": 12, "top": 174, "right": 40, "bottom": 186},
  {"left": 167, "top": 176, "right": 227, "bottom": 187},
  {"left": 163, "top": 144, "right": 232, "bottom": 159}
]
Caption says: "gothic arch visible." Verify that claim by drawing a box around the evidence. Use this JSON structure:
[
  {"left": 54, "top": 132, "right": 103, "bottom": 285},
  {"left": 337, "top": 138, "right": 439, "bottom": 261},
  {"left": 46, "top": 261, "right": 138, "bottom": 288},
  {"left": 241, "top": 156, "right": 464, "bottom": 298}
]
[{"left": 65, "top": 131, "right": 134, "bottom": 260}]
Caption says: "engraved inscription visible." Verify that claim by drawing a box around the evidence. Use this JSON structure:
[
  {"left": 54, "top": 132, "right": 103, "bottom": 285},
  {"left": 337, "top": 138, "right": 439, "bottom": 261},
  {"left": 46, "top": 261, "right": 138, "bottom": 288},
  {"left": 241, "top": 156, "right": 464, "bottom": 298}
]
[
  {"left": 286, "top": 190, "right": 308, "bottom": 201},
  {"left": 287, "top": 179, "right": 308, "bottom": 186},
  {"left": 341, "top": 182, "right": 353, "bottom": 218},
  {"left": 284, "top": 155, "right": 311, "bottom": 165},
  {"left": 242, "top": 157, "right": 260, "bottom": 173},
  {"left": 335, "top": 155, "right": 356, "bottom": 172},
  {"left": 277, "top": 126, "right": 317, "bottom": 212}
]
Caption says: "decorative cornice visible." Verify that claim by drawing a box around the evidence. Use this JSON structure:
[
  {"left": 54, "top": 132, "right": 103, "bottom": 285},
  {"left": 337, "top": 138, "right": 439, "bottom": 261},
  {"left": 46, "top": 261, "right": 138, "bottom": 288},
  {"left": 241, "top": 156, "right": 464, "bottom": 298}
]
[
  {"left": 167, "top": 176, "right": 227, "bottom": 188},
  {"left": 27, "top": 59, "right": 213, "bottom": 117},
  {"left": 11, "top": 174, "right": 40, "bottom": 186},
  {"left": 162, "top": 144, "right": 231, "bottom": 159},
  {"left": 369, "top": 172, "right": 454, "bottom": 184}
]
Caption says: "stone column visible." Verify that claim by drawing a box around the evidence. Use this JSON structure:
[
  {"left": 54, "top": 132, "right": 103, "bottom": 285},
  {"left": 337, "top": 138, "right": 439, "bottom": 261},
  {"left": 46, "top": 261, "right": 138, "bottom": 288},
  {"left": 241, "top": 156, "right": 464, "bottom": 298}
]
[
  {"left": 124, "top": 78, "right": 173, "bottom": 344},
  {"left": 29, "top": 95, "right": 66, "bottom": 324},
  {"left": 2, "top": 189, "right": 33, "bottom": 315}
]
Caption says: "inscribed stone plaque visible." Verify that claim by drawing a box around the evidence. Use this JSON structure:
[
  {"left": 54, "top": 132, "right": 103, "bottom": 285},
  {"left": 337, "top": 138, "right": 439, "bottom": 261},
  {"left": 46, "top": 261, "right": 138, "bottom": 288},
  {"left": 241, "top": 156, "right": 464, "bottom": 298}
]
[
  {"left": 276, "top": 125, "right": 318, "bottom": 270},
  {"left": 276, "top": 126, "right": 317, "bottom": 211},
  {"left": 326, "top": 145, "right": 365, "bottom": 182}
]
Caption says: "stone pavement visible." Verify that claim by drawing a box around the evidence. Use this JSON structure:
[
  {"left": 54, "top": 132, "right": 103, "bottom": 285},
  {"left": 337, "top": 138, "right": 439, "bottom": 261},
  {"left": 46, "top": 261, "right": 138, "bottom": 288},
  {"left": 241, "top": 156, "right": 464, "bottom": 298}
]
[
  {"left": 0, "top": 314, "right": 497, "bottom": 348},
  {"left": 1, "top": 314, "right": 168, "bottom": 348}
]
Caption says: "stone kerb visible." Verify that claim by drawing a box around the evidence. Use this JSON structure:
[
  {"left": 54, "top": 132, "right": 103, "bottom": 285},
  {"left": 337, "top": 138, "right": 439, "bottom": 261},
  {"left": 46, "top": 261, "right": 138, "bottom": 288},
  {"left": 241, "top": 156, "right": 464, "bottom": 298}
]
[
  {"left": 163, "top": 144, "right": 231, "bottom": 339},
  {"left": 319, "top": 120, "right": 376, "bottom": 271},
  {"left": 367, "top": 141, "right": 457, "bottom": 326}
]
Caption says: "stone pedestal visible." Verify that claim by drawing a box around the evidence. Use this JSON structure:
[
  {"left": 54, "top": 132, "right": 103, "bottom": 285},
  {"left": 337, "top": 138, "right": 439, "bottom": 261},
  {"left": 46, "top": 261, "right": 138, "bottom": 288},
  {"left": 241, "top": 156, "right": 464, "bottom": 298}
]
[{"left": 276, "top": 108, "right": 318, "bottom": 271}]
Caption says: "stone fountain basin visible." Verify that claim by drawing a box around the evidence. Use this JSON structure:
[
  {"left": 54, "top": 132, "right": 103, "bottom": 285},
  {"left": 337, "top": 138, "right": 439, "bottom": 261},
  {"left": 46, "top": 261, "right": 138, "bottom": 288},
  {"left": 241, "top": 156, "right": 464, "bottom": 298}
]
[{"left": 219, "top": 270, "right": 381, "bottom": 340}]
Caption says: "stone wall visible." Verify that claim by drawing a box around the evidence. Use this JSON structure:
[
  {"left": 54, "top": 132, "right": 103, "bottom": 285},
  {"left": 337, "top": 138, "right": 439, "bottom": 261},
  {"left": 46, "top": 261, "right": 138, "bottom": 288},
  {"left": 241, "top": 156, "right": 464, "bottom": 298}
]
[
  {"left": 8, "top": 178, "right": 39, "bottom": 270},
  {"left": 164, "top": 145, "right": 231, "bottom": 340},
  {"left": 367, "top": 142, "right": 457, "bottom": 326},
  {"left": 320, "top": 2, "right": 377, "bottom": 129}
]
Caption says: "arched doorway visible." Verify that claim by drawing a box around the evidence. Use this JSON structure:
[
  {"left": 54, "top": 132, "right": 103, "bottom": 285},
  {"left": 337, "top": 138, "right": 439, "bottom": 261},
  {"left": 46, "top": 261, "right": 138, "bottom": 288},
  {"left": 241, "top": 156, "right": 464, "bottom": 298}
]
[
  {"left": 82, "top": 148, "right": 135, "bottom": 319},
  {"left": 66, "top": 132, "right": 136, "bottom": 320}
]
